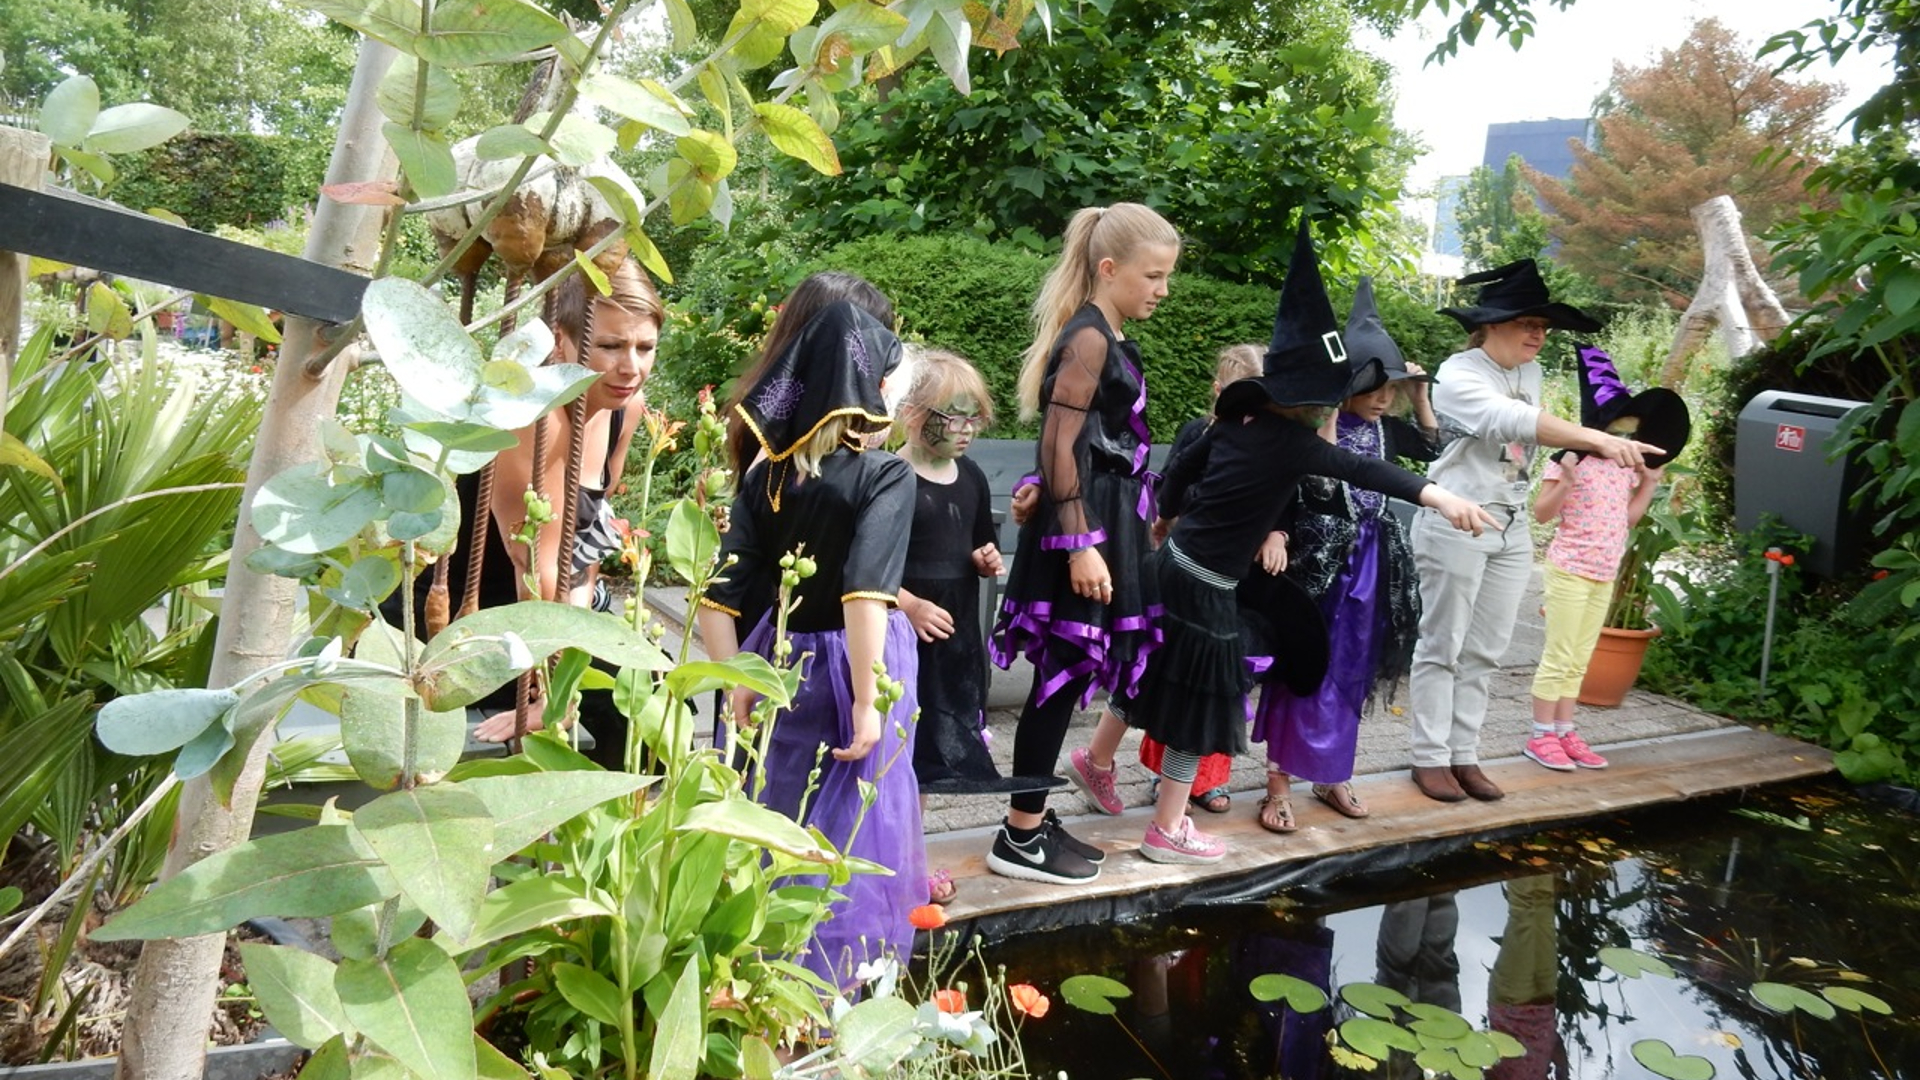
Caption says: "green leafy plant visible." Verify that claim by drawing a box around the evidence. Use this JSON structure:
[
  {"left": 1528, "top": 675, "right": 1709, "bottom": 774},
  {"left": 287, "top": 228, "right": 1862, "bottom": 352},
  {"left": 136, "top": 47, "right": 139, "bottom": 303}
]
[
  {"left": 1604, "top": 485, "right": 1711, "bottom": 631},
  {"left": 34, "top": 73, "right": 190, "bottom": 190}
]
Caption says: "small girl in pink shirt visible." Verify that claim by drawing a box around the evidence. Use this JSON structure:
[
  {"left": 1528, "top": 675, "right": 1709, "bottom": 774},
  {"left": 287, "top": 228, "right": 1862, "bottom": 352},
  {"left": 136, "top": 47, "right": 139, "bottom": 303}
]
[{"left": 1526, "top": 344, "right": 1690, "bottom": 771}]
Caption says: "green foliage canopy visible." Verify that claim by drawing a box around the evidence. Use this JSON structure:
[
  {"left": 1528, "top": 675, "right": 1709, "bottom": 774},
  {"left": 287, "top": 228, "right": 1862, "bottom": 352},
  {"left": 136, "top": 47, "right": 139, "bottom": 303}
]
[{"left": 778, "top": 0, "right": 1416, "bottom": 285}]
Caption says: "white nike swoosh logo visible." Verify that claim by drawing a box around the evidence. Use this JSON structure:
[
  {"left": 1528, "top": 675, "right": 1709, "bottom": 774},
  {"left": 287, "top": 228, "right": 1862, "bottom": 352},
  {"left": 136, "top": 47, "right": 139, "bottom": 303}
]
[{"left": 1013, "top": 842, "right": 1047, "bottom": 864}]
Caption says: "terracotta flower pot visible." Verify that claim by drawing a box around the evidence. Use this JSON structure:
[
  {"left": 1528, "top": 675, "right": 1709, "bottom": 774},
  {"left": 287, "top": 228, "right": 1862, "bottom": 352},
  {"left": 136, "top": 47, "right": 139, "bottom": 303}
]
[{"left": 1578, "top": 625, "right": 1662, "bottom": 707}]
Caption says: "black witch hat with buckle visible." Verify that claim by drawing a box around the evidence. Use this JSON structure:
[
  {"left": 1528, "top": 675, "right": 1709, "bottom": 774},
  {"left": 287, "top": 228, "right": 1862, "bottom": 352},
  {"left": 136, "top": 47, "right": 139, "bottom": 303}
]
[{"left": 1218, "top": 219, "right": 1382, "bottom": 417}]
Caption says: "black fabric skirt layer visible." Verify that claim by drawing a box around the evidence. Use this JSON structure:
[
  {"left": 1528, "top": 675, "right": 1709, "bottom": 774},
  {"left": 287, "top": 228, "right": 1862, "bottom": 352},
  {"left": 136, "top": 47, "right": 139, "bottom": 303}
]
[{"left": 1113, "top": 545, "right": 1251, "bottom": 758}]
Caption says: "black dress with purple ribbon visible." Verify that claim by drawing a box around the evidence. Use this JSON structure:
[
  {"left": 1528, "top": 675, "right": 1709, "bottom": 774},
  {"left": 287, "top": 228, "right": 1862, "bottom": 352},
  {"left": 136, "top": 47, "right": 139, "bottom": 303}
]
[{"left": 989, "top": 302, "right": 1162, "bottom": 706}]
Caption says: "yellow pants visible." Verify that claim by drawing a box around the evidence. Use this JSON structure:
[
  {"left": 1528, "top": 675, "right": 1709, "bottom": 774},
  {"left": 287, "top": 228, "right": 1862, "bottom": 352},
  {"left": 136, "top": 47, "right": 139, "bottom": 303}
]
[{"left": 1530, "top": 562, "right": 1613, "bottom": 701}]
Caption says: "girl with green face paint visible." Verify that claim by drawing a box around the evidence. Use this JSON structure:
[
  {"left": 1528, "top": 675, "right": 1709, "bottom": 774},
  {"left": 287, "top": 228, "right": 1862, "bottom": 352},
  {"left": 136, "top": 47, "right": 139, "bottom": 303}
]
[{"left": 895, "top": 348, "right": 1060, "bottom": 905}]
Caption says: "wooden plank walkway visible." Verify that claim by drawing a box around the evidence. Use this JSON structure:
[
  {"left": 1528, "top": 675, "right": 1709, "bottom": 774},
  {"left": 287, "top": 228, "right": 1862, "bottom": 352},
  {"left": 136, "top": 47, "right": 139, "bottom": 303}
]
[{"left": 928, "top": 726, "right": 1832, "bottom": 937}]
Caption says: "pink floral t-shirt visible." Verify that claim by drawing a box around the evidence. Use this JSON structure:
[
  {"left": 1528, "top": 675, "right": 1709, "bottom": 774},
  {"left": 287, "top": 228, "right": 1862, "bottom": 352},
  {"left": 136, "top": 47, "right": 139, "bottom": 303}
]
[{"left": 1542, "top": 454, "right": 1639, "bottom": 582}]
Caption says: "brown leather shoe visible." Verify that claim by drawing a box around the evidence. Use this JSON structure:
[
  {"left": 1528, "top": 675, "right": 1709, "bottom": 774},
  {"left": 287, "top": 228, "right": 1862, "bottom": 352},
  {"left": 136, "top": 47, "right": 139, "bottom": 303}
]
[
  {"left": 1411, "top": 765, "right": 1467, "bottom": 802},
  {"left": 1452, "top": 763, "right": 1505, "bottom": 801}
]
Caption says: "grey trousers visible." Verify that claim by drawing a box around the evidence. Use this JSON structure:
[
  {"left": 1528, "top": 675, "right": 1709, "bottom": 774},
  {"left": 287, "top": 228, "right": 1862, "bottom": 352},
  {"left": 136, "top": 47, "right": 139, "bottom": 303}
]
[{"left": 1408, "top": 505, "right": 1532, "bottom": 767}]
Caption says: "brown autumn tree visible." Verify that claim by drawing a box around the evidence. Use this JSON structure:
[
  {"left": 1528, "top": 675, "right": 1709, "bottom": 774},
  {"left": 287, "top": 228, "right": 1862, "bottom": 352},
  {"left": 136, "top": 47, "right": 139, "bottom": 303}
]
[{"left": 1526, "top": 17, "right": 1840, "bottom": 308}]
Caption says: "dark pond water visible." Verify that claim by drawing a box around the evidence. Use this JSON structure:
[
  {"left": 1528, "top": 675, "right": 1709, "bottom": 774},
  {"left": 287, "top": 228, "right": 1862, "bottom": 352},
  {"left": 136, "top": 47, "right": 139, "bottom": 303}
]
[{"left": 983, "top": 782, "right": 1919, "bottom": 1079}]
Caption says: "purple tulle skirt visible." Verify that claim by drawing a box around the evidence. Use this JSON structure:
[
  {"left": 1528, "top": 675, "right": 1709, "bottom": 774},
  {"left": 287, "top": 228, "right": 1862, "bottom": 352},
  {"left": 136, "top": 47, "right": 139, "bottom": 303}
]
[
  {"left": 744, "top": 609, "right": 926, "bottom": 991},
  {"left": 1252, "top": 518, "right": 1386, "bottom": 783}
]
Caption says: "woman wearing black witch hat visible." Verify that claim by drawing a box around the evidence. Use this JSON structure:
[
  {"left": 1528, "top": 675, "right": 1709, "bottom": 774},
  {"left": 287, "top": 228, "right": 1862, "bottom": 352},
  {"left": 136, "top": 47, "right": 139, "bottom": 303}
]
[{"left": 1405, "top": 260, "right": 1665, "bottom": 804}]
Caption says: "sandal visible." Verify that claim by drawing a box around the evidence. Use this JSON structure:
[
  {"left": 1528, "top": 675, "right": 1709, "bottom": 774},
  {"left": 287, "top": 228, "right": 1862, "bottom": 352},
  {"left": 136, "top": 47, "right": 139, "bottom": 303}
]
[
  {"left": 1256, "top": 793, "right": 1297, "bottom": 834},
  {"left": 1188, "top": 784, "right": 1232, "bottom": 814},
  {"left": 1312, "top": 781, "right": 1370, "bottom": 819},
  {"left": 927, "top": 868, "right": 958, "bottom": 906}
]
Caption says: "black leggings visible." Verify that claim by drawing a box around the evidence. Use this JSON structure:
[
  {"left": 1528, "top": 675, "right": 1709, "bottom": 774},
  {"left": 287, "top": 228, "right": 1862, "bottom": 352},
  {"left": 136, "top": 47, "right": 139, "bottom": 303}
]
[{"left": 1008, "top": 672, "right": 1093, "bottom": 815}]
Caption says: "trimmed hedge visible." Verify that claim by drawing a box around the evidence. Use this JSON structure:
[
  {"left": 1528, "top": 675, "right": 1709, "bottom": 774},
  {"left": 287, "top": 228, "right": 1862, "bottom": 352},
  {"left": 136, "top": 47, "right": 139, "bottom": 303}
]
[
  {"left": 656, "top": 230, "right": 1475, "bottom": 445},
  {"left": 112, "top": 133, "right": 308, "bottom": 230}
]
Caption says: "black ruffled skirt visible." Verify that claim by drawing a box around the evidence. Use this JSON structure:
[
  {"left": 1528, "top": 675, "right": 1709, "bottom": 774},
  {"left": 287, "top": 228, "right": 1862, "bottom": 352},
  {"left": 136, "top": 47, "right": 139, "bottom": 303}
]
[{"left": 1112, "top": 544, "right": 1251, "bottom": 758}]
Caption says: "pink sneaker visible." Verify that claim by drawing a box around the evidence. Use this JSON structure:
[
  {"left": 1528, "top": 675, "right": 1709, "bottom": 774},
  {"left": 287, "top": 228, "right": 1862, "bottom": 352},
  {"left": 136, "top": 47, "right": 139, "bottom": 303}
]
[
  {"left": 1558, "top": 731, "right": 1609, "bottom": 769},
  {"left": 1524, "top": 732, "right": 1575, "bottom": 771},
  {"left": 1140, "top": 815, "right": 1225, "bottom": 864},
  {"left": 1068, "top": 747, "right": 1125, "bottom": 815}
]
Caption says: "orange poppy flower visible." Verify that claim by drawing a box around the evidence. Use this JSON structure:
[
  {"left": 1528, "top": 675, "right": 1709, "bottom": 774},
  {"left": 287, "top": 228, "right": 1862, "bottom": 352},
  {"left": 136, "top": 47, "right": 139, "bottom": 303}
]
[
  {"left": 1008, "top": 984, "right": 1050, "bottom": 1018},
  {"left": 934, "top": 988, "right": 966, "bottom": 1014},
  {"left": 909, "top": 904, "right": 948, "bottom": 930}
]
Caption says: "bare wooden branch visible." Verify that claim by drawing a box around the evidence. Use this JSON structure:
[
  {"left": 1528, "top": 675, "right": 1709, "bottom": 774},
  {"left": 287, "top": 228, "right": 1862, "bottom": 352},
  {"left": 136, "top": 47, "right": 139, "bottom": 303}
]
[{"left": 1662, "top": 195, "right": 1792, "bottom": 387}]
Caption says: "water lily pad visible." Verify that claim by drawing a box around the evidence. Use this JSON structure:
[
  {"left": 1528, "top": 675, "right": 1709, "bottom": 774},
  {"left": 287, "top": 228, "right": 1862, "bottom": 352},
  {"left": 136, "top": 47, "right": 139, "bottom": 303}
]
[
  {"left": 1600, "top": 946, "right": 1676, "bottom": 979},
  {"left": 1822, "top": 985, "right": 1892, "bottom": 1014},
  {"left": 1340, "top": 981, "right": 1410, "bottom": 1019},
  {"left": 1249, "top": 974, "right": 1327, "bottom": 1013},
  {"left": 1631, "top": 1038, "right": 1716, "bottom": 1080},
  {"left": 1338, "top": 1017, "right": 1419, "bottom": 1058},
  {"left": 1405, "top": 1001, "right": 1471, "bottom": 1041},
  {"left": 1059, "top": 974, "right": 1131, "bottom": 1016},
  {"left": 1751, "top": 981, "right": 1836, "bottom": 1018}
]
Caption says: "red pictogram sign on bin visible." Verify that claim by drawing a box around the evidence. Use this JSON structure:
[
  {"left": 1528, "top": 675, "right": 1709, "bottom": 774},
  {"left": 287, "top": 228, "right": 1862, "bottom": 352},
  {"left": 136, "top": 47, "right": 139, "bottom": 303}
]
[{"left": 1775, "top": 424, "right": 1806, "bottom": 452}]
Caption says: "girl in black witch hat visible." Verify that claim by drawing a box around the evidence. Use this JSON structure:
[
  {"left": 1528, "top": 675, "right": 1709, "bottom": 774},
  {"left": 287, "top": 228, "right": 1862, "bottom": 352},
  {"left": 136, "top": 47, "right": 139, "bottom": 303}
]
[
  {"left": 1523, "top": 343, "right": 1690, "bottom": 773},
  {"left": 1406, "top": 260, "right": 1666, "bottom": 804},
  {"left": 694, "top": 295, "right": 926, "bottom": 992},
  {"left": 1247, "top": 278, "right": 1442, "bottom": 832},
  {"left": 1067, "top": 221, "right": 1497, "bottom": 866}
]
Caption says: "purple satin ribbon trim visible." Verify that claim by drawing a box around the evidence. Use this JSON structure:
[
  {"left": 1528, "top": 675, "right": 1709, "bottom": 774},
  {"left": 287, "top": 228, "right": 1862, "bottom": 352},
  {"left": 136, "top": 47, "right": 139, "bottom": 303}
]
[
  {"left": 990, "top": 600, "right": 1165, "bottom": 707},
  {"left": 1041, "top": 528, "right": 1108, "bottom": 551},
  {"left": 1013, "top": 472, "right": 1039, "bottom": 494},
  {"left": 1137, "top": 470, "right": 1160, "bottom": 521}
]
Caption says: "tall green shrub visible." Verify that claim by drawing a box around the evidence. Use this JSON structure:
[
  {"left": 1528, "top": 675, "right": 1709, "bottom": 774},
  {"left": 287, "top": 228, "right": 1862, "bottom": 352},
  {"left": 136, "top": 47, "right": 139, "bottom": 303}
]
[{"left": 112, "top": 133, "right": 304, "bottom": 229}]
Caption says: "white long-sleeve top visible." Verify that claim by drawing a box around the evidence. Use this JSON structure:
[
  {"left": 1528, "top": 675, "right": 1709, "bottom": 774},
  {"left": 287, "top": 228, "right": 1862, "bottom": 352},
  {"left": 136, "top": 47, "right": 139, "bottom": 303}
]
[{"left": 1427, "top": 347, "right": 1543, "bottom": 508}]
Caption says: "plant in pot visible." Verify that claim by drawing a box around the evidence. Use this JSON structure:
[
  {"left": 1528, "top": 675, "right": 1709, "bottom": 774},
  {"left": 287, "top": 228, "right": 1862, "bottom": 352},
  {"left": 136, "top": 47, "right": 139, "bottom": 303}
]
[{"left": 1579, "top": 487, "right": 1709, "bottom": 706}]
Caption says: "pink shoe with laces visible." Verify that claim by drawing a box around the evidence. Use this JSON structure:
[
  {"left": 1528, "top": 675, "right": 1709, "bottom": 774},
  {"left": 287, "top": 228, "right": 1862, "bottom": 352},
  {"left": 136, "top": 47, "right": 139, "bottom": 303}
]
[
  {"left": 1558, "top": 731, "right": 1609, "bottom": 769},
  {"left": 1068, "top": 747, "right": 1125, "bottom": 815},
  {"left": 1139, "top": 815, "right": 1225, "bottom": 864},
  {"left": 1523, "top": 732, "right": 1575, "bottom": 771}
]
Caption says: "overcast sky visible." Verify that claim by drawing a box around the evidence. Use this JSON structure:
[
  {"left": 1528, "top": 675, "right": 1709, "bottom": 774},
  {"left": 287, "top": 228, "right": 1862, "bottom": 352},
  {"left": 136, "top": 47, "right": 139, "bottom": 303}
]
[{"left": 1357, "top": 0, "right": 1895, "bottom": 191}]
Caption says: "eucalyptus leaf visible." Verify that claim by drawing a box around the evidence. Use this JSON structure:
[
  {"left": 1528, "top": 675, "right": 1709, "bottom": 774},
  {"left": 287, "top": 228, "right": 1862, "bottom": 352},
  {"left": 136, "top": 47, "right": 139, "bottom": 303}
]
[
  {"left": 465, "top": 363, "right": 600, "bottom": 432},
  {"left": 418, "top": 602, "right": 671, "bottom": 710},
  {"left": 93, "top": 825, "right": 397, "bottom": 940},
  {"left": 296, "top": 1035, "right": 350, "bottom": 1080},
  {"left": 173, "top": 713, "right": 237, "bottom": 780},
  {"left": 376, "top": 55, "right": 461, "bottom": 130},
  {"left": 83, "top": 102, "right": 190, "bottom": 154},
  {"left": 475, "top": 123, "right": 549, "bottom": 162},
  {"left": 238, "top": 943, "right": 348, "bottom": 1049},
  {"left": 459, "top": 771, "right": 656, "bottom": 856},
  {"left": 329, "top": 555, "right": 405, "bottom": 611},
  {"left": 253, "top": 462, "right": 385, "bottom": 555},
  {"left": 831, "top": 995, "right": 919, "bottom": 1073},
  {"left": 420, "top": 0, "right": 568, "bottom": 68},
  {"left": 339, "top": 686, "right": 465, "bottom": 790},
  {"left": 95, "top": 686, "right": 238, "bottom": 756},
  {"left": 384, "top": 122, "right": 457, "bottom": 199},
  {"left": 335, "top": 938, "right": 476, "bottom": 1080},
  {"left": 354, "top": 785, "right": 495, "bottom": 943},
  {"left": 380, "top": 464, "right": 446, "bottom": 516},
  {"left": 363, "top": 278, "right": 483, "bottom": 417},
  {"left": 40, "top": 75, "right": 100, "bottom": 147},
  {"left": 492, "top": 319, "right": 555, "bottom": 371}
]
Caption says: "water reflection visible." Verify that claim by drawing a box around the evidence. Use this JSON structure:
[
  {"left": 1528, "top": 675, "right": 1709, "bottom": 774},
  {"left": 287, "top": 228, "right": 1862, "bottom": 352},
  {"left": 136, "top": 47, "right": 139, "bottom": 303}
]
[{"left": 995, "top": 784, "right": 1916, "bottom": 1079}]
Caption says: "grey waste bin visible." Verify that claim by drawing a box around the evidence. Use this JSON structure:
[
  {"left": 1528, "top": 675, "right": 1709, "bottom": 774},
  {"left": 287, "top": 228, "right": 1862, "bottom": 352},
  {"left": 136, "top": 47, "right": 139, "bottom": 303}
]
[{"left": 1734, "top": 390, "right": 1872, "bottom": 577}]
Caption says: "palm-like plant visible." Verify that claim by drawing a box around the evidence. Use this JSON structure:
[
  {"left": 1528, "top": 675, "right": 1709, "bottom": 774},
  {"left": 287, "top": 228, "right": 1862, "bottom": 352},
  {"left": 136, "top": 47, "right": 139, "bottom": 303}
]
[{"left": 1, "top": 326, "right": 259, "bottom": 895}]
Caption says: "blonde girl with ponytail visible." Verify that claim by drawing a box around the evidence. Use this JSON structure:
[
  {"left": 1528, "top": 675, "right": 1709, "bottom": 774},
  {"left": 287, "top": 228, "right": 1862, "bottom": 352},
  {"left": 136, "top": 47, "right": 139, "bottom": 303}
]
[{"left": 985, "top": 202, "right": 1181, "bottom": 886}]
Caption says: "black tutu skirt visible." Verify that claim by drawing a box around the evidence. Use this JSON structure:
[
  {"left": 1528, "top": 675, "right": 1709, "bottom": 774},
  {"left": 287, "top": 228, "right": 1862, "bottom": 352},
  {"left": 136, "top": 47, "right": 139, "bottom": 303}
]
[{"left": 1112, "top": 544, "right": 1252, "bottom": 758}]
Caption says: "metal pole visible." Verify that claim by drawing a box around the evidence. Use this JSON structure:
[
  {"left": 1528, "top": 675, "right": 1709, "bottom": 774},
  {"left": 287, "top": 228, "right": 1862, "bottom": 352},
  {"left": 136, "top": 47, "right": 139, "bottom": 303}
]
[{"left": 1758, "top": 547, "right": 1783, "bottom": 697}]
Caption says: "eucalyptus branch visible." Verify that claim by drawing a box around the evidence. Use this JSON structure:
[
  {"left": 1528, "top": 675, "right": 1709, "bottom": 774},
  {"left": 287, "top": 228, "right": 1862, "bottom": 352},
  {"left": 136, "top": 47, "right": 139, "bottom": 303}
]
[
  {"left": 303, "top": 0, "right": 639, "bottom": 376},
  {"left": 0, "top": 774, "right": 180, "bottom": 962}
]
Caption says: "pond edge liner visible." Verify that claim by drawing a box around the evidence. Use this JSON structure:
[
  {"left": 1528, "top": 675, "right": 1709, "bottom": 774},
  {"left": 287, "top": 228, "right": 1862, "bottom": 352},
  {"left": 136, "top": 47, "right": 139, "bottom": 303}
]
[{"left": 929, "top": 819, "right": 1556, "bottom": 949}]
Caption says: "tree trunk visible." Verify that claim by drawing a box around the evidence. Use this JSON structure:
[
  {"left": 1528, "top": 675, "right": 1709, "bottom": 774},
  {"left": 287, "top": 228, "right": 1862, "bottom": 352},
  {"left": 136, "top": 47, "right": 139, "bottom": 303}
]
[
  {"left": 1, "top": 124, "right": 51, "bottom": 428},
  {"left": 114, "top": 39, "right": 398, "bottom": 1080},
  {"left": 1662, "top": 195, "right": 1792, "bottom": 387}
]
